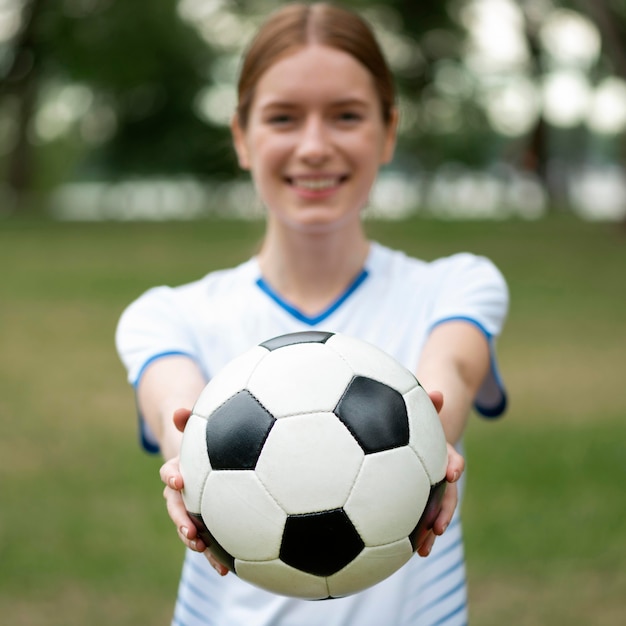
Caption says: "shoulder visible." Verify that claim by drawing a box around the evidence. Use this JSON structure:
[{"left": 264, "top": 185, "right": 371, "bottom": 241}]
[
  {"left": 370, "top": 243, "right": 506, "bottom": 291},
  {"left": 115, "top": 258, "right": 259, "bottom": 354},
  {"left": 121, "top": 258, "right": 257, "bottom": 316},
  {"left": 367, "top": 242, "right": 426, "bottom": 278},
  {"left": 115, "top": 258, "right": 258, "bottom": 385},
  {"left": 369, "top": 244, "right": 508, "bottom": 336},
  {"left": 431, "top": 252, "right": 508, "bottom": 291}
]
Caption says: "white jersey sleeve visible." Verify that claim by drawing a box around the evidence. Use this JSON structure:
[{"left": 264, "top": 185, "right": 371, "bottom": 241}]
[
  {"left": 115, "top": 285, "right": 208, "bottom": 451},
  {"left": 426, "top": 252, "right": 508, "bottom": 336},
  {"left": 425, "top": 253, "right": 509, "bottom": 416},
  {"left": 115, "top": 285, "right": 204, "bottom": 387}
]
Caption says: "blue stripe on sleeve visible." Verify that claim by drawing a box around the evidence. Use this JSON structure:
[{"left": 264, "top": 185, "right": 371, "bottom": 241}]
[
  {"left": 132, "top": 350, "right": 198, "bottom": 454},
  {"left": 428, "top": 316, "right": 507, "bottom": 419}
]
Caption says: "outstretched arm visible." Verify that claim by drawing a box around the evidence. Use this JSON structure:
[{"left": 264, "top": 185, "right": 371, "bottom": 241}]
[
  {"left": 137, "top": 356, "right": 229, "bottom": 575},
  {"left": 416, "top": 320, "right": 491, "bottom": 447}
]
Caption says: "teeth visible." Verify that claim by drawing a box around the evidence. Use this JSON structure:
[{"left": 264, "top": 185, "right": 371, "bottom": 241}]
[{"left": 293, "top": 178, "right": 339, "bottom": 190}]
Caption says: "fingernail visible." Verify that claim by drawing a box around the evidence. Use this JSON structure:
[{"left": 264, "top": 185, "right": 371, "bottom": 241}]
[
  {"left": 169, "top": 477, "right": 177, "bottom": 489},
  {"left": 190, "top": 539, "right": 197, "bottom": 550},
  {"left": 441, "top": 523, "right": 448, "bottom": 534},
  {"left": 180, "top": 526, "right": 189, "bottom": 539}
]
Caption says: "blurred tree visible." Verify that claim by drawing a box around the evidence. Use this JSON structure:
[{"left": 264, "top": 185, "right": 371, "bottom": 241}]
[
  {"left": 515, "top": 0, "right": 626, "bottom": 211},
  {"left": 572, "top": 0, "right": 626, "bottom": 79},
  {"left": 512, "top": 0, "right": 567, "bottom": 210},
  {"left": 358, "top": 0, "right": 493, "bottom": 170},
  {"left": 2, "top": 0, "right": 43, "bottom": 204},
  {"left": 1, "top": 0, "right": 235, "bottom": 209},
  {"left": 572, "top": 0, "right": 626, "bottom": 223},
  {"left": 54, "top": 1, "right": 237, "bottom": 179}
]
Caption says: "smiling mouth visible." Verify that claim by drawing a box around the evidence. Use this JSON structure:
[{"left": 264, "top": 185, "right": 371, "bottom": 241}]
[{"left": 287, "top": 176, "right": 347, "bottom": 191}]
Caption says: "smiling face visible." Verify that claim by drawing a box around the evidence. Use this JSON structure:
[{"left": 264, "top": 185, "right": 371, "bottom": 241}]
[{"left": 232, "top": 44, "right": 397, "bottom": 235}]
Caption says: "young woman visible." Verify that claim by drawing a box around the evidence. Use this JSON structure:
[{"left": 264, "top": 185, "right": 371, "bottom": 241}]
[{"left": 116, "top": 3, "right": 508, "bottom": 625}]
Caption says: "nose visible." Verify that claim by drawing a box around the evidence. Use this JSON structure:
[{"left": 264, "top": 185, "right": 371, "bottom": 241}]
[{"left": 295, "top": 115, "right": 332, "bottom": 164}]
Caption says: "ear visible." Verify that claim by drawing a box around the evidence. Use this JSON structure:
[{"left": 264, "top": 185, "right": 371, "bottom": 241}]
[
  {"left": 380, "top": 107, "right": 399, "bottom": 165},
  {"left": 231, "top": 115, "right": 250, "bottom": 170}
]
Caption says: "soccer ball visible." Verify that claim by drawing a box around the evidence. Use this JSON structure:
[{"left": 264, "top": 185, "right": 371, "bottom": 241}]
[{"left": 180, "top": 331, "right": 448, "bottom": 600}]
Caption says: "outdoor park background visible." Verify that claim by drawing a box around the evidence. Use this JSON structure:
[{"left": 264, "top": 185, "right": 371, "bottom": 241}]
[{"left": 1, "top": 1, "right": 626, "bottom": 625}]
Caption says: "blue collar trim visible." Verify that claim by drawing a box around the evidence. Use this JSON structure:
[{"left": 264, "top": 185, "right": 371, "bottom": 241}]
[{"left": 256, "top": 269, "right": 369, "bottom": 326}]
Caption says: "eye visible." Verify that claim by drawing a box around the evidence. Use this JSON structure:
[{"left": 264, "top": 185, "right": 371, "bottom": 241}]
[
  {"left": 336, "top": 110, "right": 363, "bottom": 124},
  {"left": 266, "top": 113, "right": 296, "bottom": 127}
]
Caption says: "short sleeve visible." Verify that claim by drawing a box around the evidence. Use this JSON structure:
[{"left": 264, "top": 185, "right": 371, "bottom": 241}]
[
  {"left": 116, "top": 286, "right": 205, "bottom": 453},
  {"left": 115, "top": 285, "right": 202, "bottom": 387},
  {"left": 428, "top": 253, "right": 509, "bottom": 418},
  {"left": 428, "top": 253, "right": 508, "bottom": 337}
]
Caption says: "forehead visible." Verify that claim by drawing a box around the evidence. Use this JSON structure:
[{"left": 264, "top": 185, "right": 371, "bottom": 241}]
[{"left": 252, "top": 44, "right": 379, "bottom": 109}]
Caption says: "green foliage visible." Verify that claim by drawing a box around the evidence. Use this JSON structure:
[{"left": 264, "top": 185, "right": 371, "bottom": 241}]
[
  {"left": 1, "top": 215, "right": 625, "bottom": 624},
  {"left": 15, "top": 0, "right": 236, "bottom": 181},
  {"left": 0, "top": 0, "right": 474, "bottom": 191}
]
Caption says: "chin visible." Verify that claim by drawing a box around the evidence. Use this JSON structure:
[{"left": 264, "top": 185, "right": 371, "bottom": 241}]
[{"left": 284, "top": 211, "right": 361, "bottom": 236}]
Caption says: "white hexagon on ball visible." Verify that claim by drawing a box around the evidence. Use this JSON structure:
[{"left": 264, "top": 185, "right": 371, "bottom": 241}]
[
  {"left": 201, "top": 470, "right": 286, "bottom": 561},
  {"left": 344, "top": 446, "right": 431, "bottom": 546},
  {"left": 255, "top": 412, "right": 364, "bottom": 514}
]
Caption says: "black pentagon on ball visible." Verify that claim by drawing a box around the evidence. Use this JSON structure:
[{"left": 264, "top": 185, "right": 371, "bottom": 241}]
[
  {"left": 334, "top": 376, "right": 409, "bottom": 454},
  {"left": 260, "top": 330, "right": 334, "bottom": 351},
  {"left": 280, "top": 509, "right": 365, "bottom": 577},
  {"left": 188, "top": 512, "right": 236, "bottom": 573},
  {"left": 206, "top": 390, "right": 275, "bottom": 470}
]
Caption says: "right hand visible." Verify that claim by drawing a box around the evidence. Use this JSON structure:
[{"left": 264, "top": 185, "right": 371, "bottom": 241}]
[
  {"left": 159, "top": 408, "right": 229, "bottom": 576},
  {"left": 412, "top": 391, "right": 465, "bottom": 557}
]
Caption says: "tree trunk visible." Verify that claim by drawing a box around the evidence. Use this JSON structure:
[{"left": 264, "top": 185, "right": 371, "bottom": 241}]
[
  {"left": 1, "top": 0, "right": 44, "bottom": 210},
  {"left": 572, "top": 0, "right": 626, "bottom": 228},
  {"left": 518, "top": 2, "right": 561, "bottom": 210}
]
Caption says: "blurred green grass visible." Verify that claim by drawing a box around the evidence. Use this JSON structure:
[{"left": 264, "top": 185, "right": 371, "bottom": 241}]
[{"left": 1, "top": 215, "right": 625, "bottom": 625}]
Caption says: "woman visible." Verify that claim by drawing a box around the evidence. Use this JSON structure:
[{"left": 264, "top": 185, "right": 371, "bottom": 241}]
[{"left": 116, "top": 3, "right": 508, "bottom": 625}]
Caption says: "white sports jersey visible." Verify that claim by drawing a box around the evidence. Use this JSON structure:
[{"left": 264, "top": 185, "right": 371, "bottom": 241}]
[{"left": 116, "top": 242, "right": 508, "bottom": 626}]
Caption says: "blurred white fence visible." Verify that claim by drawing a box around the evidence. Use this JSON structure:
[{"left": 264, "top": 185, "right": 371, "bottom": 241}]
[{"left": 47, "top": 164, "right": 626, "bottom": 222}]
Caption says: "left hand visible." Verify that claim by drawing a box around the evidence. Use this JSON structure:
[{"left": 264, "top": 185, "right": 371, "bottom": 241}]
[
  {"left": 160, "top": 408, "right": 229, "bottom": 576},
  {"left": 413, "top": 391, "right": 465, "bottom": 557}
]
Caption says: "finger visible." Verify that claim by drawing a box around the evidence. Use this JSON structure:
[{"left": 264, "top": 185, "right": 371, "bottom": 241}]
[
  {"left": 159, "top": 457, "right": 183, "bottom": 490},
  {"left": 163, "top": 485, "right": 207, "bottom": 552},
  {"left": 432, "top": 482, "right": 458, "bottom": 536},
  {"left": 173, "top": 408, "right": 193, "bottom": 432},
  {"left": 416, "top": 530, "right": 436, "bottom": 557},
  {"left": 176, "top": 524, "right": 206, "bottom": 553},
  {"left": 205, "top": 551, "right": 229, "bottom": 576},
  {"left": 427, "top": 390, "right": 444, "bottom": 413},
  {"left": 445, "top": 444, "right": 465, "bottom": 483}
]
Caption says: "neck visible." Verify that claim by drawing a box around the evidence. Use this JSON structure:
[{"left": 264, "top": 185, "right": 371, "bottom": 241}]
[{"left": 257, "top": 223, "right": 370, "bottom": 316}]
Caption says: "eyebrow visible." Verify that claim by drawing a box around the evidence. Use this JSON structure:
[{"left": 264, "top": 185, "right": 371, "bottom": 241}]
[
  {"left": 259, "top": 97, "right": 370, "bottom": 111},
  {"left": 330, "top": 98, "right": 369, "bottom": 108}
]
